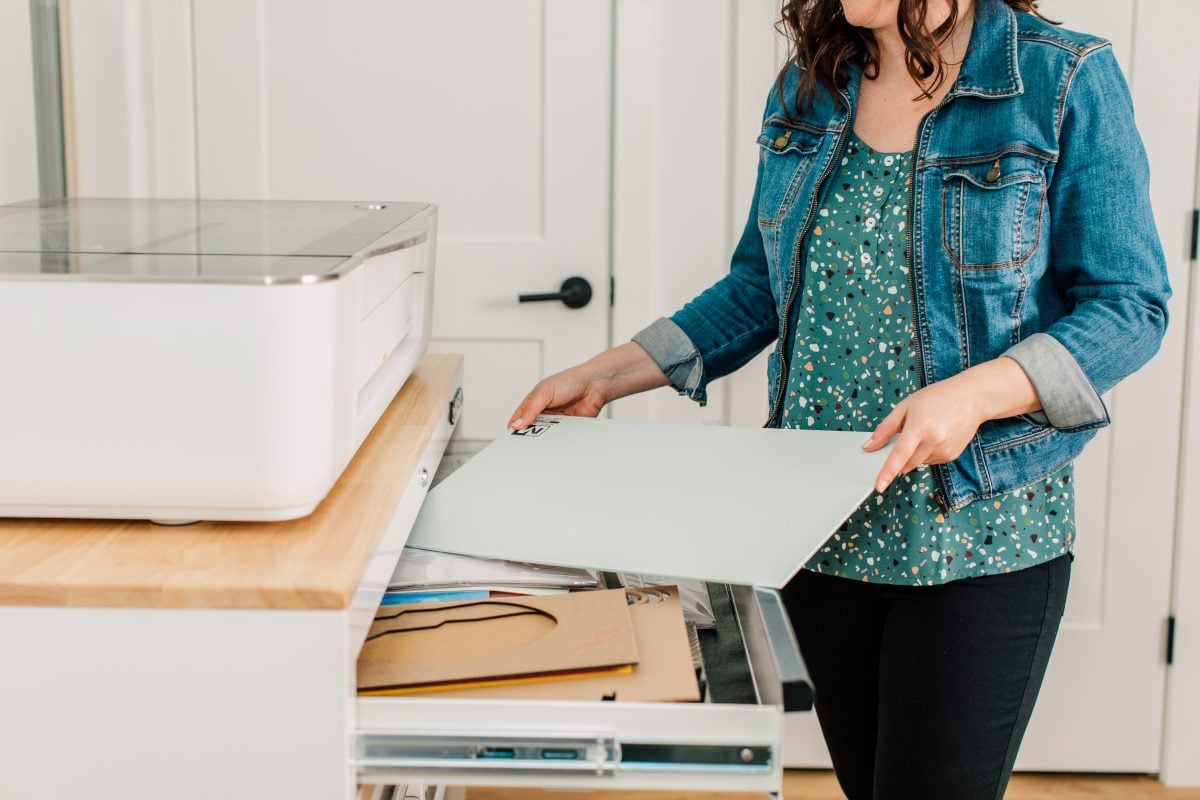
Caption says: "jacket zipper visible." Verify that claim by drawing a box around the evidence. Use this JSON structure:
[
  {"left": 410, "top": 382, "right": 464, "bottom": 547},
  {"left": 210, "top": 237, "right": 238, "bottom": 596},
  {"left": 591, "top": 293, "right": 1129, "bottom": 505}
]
[
  {"left": 766, "top": 92, "right": 855, "bottom": 428},
  {"left": 906, "top": 94, "right": 956, "bottom": 511},
  {"left": 765, "top": 85, "right": 958, "bottom": 509}
]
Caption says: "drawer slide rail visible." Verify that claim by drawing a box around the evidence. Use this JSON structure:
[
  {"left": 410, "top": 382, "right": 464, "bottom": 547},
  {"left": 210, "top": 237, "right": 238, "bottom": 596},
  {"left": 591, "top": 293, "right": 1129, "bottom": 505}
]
[
  {"left": 356, "top": 732, "right": 619, "bottom": 777},
  {"left": 355, "top": 731, "right": 775, "bottom": 778}
]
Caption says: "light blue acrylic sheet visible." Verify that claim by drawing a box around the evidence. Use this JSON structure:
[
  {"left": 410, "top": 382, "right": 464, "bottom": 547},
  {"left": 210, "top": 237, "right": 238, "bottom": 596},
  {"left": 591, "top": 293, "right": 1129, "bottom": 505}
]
[{"left": 407, "top": 416, "right": 889, "bottom": 589}]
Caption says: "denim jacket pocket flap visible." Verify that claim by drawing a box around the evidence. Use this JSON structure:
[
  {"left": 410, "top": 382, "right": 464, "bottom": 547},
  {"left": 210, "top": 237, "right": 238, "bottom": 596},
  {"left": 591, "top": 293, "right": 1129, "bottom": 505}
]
[
  {"left": 942, "top": 160, "right": 1042, "bottom": 190},
  {"left": 757, "top": 119, "right": 823, "bottom": 156}
]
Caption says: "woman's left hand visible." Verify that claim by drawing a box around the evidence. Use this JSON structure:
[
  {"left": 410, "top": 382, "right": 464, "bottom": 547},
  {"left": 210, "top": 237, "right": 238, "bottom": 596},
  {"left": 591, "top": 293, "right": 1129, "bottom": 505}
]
[{"left": 863, "top": 357, "right": 1041, "bottom": 493}]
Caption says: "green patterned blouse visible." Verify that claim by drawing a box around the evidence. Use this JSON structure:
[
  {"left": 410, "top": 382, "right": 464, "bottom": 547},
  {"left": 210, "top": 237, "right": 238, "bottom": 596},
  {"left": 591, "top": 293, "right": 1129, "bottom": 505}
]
[{"left": 782, "top": 133, "right": 1075, "bottom": 586}]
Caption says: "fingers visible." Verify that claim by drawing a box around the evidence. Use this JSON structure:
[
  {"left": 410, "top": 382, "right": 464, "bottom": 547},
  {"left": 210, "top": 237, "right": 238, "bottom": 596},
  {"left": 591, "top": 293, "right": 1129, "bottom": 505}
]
[
  {"left": 901, "top": 441, "right": 936, "bottom": 476},
  {"left": 863, "top": 404, "right": 906, "bottom": 452},
  {"left": 508, "top": 384, "right": 552, "bottom": 430},
  {"left": 875, "top": 428, "right": 920, "bottom": 493}
]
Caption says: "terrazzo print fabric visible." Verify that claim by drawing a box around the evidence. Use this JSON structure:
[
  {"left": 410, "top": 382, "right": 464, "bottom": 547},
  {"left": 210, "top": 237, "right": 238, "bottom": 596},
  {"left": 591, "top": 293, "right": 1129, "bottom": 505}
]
[{"left": 782, "top": 133, "right": 1075, "bottom": 585}]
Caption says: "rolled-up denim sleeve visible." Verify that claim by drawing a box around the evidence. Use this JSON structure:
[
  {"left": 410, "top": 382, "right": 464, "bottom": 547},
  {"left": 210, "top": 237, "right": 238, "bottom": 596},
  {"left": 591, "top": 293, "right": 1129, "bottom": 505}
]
[
  {"left": 632, "top": 317, "right": 705, "bottom": 402},
  {"left": 1002, "top": 44, "right": 1169, "bottom": 432},
  {"left": 1003, "top": 333, "right": 1107, "bottom": 429}
]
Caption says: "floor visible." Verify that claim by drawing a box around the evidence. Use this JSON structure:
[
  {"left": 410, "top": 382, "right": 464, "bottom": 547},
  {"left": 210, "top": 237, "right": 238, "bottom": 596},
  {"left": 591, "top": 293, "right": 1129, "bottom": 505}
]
[{"left": 467, "top": 771, "right": 1200, "bottom": 799}]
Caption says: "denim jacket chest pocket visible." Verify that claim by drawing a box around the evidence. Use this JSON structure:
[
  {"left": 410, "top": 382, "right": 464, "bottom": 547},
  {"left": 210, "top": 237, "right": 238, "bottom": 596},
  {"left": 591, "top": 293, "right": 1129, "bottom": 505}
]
[
  {"left": 940, "top": 149, "right": 1052, "bottom": 270},
  {"left": 755, "top": 119, "right": 827, "bottom": 301},
  {"left": 755, "top": 119, "right": 825, "bottom": 224}
]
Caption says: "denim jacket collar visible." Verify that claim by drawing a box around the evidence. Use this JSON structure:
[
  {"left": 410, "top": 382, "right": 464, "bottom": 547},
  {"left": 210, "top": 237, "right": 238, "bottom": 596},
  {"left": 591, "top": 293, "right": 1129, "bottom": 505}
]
[
  {"left": 801, "top": 0, "right": 1023, "bottom": 128},
  {"left": 952, "top": 0, "right": 1023, "bottom": 100}
]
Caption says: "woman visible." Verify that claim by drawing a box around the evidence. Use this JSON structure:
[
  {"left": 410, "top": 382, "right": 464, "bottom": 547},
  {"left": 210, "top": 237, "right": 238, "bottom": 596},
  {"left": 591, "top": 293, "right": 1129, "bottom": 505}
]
[{"left": 510, "top": 0, "right": 1169, "bottom": 797}]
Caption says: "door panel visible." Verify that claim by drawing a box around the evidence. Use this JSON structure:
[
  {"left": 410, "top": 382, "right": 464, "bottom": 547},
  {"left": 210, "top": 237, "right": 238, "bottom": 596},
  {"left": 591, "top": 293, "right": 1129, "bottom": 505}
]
[{"left": 191, "top": 0, "right": 546, "bottom": 239}]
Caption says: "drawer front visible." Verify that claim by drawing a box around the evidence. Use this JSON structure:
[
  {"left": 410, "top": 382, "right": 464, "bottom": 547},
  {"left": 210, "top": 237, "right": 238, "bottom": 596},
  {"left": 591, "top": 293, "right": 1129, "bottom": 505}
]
[
  {"left": 351, "top": 585, "right": 808, "bottom": 794},
  {"left": 354, "top": 697, "right": 782, "bottom": 794}
]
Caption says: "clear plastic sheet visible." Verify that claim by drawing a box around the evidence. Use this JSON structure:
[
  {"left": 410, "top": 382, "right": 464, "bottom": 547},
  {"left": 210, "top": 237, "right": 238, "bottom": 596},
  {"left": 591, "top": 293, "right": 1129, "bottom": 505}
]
[
  {"left": 390, "top": 547, "right": 601, "bottom": 591},
  {"left": 619, "top": 573, "right": 716, "bottom": 629}
]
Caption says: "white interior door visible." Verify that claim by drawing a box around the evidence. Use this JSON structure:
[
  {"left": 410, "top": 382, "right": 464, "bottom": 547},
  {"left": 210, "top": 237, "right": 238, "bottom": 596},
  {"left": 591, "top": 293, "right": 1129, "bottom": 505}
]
[
  {"left": 767, "top": 0, "right": 1195, "bottom": 772},
  {"left": 64, "top": 0, "right": 614, "bottom": 447}
]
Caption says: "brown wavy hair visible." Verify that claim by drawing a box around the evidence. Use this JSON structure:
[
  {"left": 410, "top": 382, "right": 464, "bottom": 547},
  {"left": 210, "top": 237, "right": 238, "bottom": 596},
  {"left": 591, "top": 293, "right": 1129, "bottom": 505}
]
[{"left": 777, "top": 0, "right": 1054, "bottom": 114}]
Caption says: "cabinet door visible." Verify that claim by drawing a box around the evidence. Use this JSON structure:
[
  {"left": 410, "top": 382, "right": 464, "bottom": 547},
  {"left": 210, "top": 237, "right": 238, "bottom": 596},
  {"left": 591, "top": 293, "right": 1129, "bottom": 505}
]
[{"left": 64, "top": 0, "right": 615, "bottom": 448}]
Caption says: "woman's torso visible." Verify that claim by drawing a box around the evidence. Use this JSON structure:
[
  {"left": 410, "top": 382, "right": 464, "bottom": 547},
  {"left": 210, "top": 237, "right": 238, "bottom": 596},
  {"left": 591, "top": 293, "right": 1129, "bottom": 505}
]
[
  {"left": 779, "top": 132, "right": 1075, "bottom": 585},
  {"left": 750, "top": 2, "right": 1126, "bottom": 508}
]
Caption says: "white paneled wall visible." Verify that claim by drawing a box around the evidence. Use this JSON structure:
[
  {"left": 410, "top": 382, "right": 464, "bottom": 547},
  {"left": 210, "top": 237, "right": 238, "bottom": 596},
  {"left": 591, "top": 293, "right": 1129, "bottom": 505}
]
[
  {"left": 0, "top": 2, "right": 39, "bottom": 204},
  {"left": 65, "top": 0, "right": 196, "bottom": 197}
]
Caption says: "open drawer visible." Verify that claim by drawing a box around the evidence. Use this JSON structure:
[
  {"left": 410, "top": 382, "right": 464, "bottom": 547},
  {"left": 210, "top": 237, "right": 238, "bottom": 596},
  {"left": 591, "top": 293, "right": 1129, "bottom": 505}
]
[
  {"left": 345, "top": 415, "right": 889, "bottom": 796},
  {"left": 353, "top": 581, "right": 808, "bottom": 795}
]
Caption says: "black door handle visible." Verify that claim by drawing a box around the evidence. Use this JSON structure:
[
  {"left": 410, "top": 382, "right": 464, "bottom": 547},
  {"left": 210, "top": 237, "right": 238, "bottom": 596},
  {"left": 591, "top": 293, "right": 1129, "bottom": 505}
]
[{"left": 518, "top": 276, "right": 593, "bottom": 309}]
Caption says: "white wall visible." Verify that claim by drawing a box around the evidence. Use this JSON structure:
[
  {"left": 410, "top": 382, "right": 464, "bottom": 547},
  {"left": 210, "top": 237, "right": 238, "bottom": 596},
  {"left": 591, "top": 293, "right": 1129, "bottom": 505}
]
[
  {"left": 64, "top": 0, "right": 196, "bottom": 197},
  {"left": 0, "top": 2, "right": 40, "bottom": 204}
]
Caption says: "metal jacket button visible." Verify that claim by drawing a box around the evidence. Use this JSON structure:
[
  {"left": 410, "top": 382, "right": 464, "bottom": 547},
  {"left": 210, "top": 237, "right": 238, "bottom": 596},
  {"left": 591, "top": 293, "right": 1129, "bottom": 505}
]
[
  {"left": 986, "top": 158, "right": 1002, "bottom": 183},
  {"left": 773, "top": 130, "right": 791, "bottom": 149}
]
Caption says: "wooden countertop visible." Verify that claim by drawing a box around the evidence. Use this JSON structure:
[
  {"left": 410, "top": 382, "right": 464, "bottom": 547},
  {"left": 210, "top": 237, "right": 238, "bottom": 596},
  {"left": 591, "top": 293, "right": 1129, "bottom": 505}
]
[{"left": 0, "top": 354, "right": 463, "bottom": 610}]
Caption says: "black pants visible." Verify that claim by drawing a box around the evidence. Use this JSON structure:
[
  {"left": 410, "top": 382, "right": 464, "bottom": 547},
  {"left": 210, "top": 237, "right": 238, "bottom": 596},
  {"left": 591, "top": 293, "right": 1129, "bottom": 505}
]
[{"left": 780, "top": 554, "right": 1071, "bottom": 800}]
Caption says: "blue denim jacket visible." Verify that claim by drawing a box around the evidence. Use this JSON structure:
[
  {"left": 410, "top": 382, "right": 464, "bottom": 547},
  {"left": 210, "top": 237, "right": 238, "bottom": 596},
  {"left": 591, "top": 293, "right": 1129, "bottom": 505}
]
[{"left": 633, "top": 0, "right": 1170, "bottom": 510}]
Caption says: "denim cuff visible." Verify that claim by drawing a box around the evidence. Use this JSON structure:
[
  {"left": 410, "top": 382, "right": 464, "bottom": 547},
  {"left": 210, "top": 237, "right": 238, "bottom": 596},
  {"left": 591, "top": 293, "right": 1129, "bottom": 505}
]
[
  {"left": 1003, "top": 333, "right": 1109, "bottom": 430},
  {"left": 631, "top": 317, "right": 707, "bottom": 406}
]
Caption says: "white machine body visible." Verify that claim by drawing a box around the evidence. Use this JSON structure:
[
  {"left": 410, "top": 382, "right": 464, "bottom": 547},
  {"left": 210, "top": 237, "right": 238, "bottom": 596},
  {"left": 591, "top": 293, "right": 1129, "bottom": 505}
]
[{"left": 0, "top": 199, "right": 437, "bottom": 522}]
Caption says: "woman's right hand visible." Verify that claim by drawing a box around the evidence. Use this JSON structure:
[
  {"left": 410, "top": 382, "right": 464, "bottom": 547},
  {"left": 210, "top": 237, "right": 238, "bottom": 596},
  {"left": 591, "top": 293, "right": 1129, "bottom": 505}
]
[{"left": 508, "top": 342, "right": 671, "bottom": 430}]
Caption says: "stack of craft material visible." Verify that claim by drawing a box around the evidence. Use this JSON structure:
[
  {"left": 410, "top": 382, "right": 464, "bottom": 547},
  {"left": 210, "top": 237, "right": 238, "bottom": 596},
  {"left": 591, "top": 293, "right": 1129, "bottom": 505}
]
[
  {"left": 380, "top": 547, "right": 601, "bottom": 605},
  {"left": 357, "top": 585, "right": 700, "bottom": 703}
]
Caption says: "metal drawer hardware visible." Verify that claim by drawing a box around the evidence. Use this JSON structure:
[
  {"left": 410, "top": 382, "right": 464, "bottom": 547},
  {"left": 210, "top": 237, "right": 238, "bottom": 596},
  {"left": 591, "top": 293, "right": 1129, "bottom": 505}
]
[
  {"left": 356, "top": 732, "right": 619, "bottom": 777},
  {"left": 355, "top": 732, "right": 774, "bottom": 777},
  {"left": 620, "top": 743, "right": 772, "bottom": 770},
  {"left": 417, "top": 468, "right": 430, "bottom": 488},
  {"left": 729, "top": 585, "right": 813, "bottom": 712},
  {"left": 447, "top": 387, "right": 463, "bottom": 426}
]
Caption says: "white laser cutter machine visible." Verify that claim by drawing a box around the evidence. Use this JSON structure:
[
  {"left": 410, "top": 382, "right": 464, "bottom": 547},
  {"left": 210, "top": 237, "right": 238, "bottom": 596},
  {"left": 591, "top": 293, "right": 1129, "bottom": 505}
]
[{"left": 0, "top": 198, "right": 437, "bottom": 523}]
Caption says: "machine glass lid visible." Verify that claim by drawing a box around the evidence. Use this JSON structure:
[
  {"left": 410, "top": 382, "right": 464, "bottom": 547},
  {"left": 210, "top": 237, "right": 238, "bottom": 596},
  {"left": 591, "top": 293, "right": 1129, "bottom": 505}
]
[{"left": 0, "top": 198, "right": 430, "bottom": 283}]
